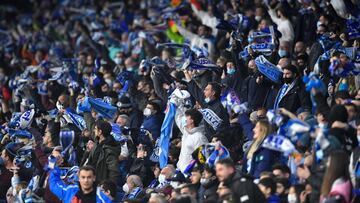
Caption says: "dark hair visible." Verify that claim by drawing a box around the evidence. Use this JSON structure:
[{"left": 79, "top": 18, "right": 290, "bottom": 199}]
[
  {"left": 79, "top": 165, "right": 96, "bottom": 175},
  {"left": 321, "top": 150, "right": 350, "bottom": 197},
  {"left": 208, "top": 82, "right": 222, "bottom": 99},
  {"left": 259, "top": 177, "right": 276, "bottom": 195},
  {"left": 100, "top": 180, "right": 117, "bottom": 198},
  {"left": 191, "top": 167, "right": 202, "bottom": 174},
  {"left": 275, "top": 177, "right": 290, "bottom": 190},
  {"left": 203, "top": 164, "right": 216, "bottom": 175},
  {"left": 94, "top": 120, "right": 112, "bottom": 137},
  {"left": 272, "top": 163, "right": 291, "bottom": 175},
  {"left": 185, "top": 109, "right": 203, "bottom": 127},
  {"left": 180, "top": 184, "right": 198, "bottom": 194},
  {"left": 215, "top": 158, "right": 234, "bottom": 168},
  {"left": 147, "top": 101, "right": 161, "bottom": 114},
  {"left": 283, "top": 65, "right": 298, "bottom": 75}
]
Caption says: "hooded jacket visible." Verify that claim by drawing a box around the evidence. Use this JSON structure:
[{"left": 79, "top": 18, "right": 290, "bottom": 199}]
[{"left": 175, "top": 105, "right": 208, "bottom": 172}]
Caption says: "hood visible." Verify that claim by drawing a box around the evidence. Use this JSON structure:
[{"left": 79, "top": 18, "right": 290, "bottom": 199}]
[{"left": 186, "top": 125, "right": 205, "bottom": 135}]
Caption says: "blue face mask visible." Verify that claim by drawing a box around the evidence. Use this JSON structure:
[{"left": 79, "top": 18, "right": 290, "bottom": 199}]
[
  {"left": 227, "top": 68, "right": 236, "bottom": 75},
  {"left": 114, "top": 58, "right": 122, "bottom": 65},
  {"left": 278, "top": 49, "right": 287, "bottom": 58}
]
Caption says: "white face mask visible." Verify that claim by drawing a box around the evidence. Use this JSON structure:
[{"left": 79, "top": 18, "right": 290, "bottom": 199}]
[
  {"left": 200, "top": 178, "right": 210, "bottom": 185},
  {"left": 170, "top": 181, "right": 180, "bottom": 189},
  {"left": 255, "top": 16, "right": 262, "bottom": 22},
  {"left": 114, "top": 58, "right": 122, "bottom": 65},
  {"left": 56, "top": 101, "right": 64, "bottom": 111},
  {"left": 204, "top": 97, "right": 211, "bottom": 103},
  {"left": 158, "top": 174, "right": 166, "bottom": 183},
  {"left": 143, "top": 108, "right": 152, "bottom": 117},
  {"left": 287, "top": 194, "right": 297, "bottom": 203},
  {"left": 105, "top": 79, "right": 113, "bottom": 87},
  {"left": 122, "top": 183, "right": 129, "bottom": 193}
]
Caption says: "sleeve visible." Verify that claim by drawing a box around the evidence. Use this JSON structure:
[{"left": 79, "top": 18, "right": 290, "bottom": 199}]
[
  {"left": 150, "top": 70, "right": 168, "bottom": 102},
  {"left": 191, "top": 4, "right": 216, "bottom": 30},
  {"left": 187, "top": 80, "right": 205, "bottom": 106},
  {"left": 49, "top": 168, "right": 71, "bottom": 200},
  {"left": 83, "top": 111, "right": 95, "bottom": 131},
  {"left": 268, "top": 9, "right": 282, "bottom": 25},
  {"left": 175, "top": 105, "right": 187, "bottom": 135},
  {"left": 176, "top": 24, "right": 197, "bottom": 42}
]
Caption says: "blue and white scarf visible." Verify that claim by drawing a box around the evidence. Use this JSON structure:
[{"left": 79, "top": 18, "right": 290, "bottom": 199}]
[
  {"left": 255, "top": 55, "right": 283, "bottom": 83},
  {"left": 159, "top": 102, "right": 177, "bottom": 168},
  {"left": 198, "top": 108, "right": 223, "bottom": 131}
]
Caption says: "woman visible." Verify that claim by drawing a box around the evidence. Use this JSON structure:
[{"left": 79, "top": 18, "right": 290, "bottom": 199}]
[
  {"left": 244, "top": 120, "right": 279, "bottom": 179},
  {"left": 320, "top": 150, "right": 352, "bottom": 203}
]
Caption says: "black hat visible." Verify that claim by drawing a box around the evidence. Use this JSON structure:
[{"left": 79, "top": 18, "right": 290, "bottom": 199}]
[
  {"left": 117, "top": 96, "right": 132, "bottom": 108},
  {"left": 328, "top": 104, "right": 348, "bottom": 123}
]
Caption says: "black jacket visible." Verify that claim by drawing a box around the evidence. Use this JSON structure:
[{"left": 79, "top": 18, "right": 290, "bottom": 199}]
[
  {"left": 201, "top": 178, "right": 219, "bottom": 201},
  {"left": 87, "top": 137, "right": 121, "bottom": 183},
  {"left": 276, "top": 78, "right": 311, "bottom": 113},
  {"left": 187, "top": 80, "right": 229, "bottom": 138},
  {"left": 223, "top": 172, "right": 266, "bottom": 203}
]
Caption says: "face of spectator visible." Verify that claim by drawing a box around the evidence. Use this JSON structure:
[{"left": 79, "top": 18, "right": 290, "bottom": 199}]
[
  {"left": 204, "top": 84, "right": 215, "bottom": 100},
  {"left": 216, "top": 163, "right": 234, "bottom": 182},
  {"left": 79, "top": 170, "right": 96, "bottom": 192},
  {"left": 258, "top": 183, "right": 271, "bottom": 198},
  {"left": 345, "top": 105, "right": 356, "bottom": 121},
  {"left": 43, "top": 126, "right": 53, "bottom": 147},
  {"left": 216, "top": 182, "right": 231, "bottom": 198},
  {"left": 288, "top": 186, "right": 297, "bottom": 203},
  {"left": 283, "top": 69, "right": 294, "bottom": 82},
  {"left": 190, "top": 171, "right": 202, "bottom": 184},
  {"left": 116, "top": 116, "right": 128, "bottom": 127},
  {"left": 294, "top": 42, "right": 305, "bottom": 54},
  {"left": 276, "top": 182, "right": 285, "bottom": 195},
  {"left": 253, "top": 122, "right": 262, "bottom": 140},
  {"left": 198, "top": 26, "right": 206, "bottom": 37},
  {"left": 1, "top": 149, "right": 10, "bottom": 165}
]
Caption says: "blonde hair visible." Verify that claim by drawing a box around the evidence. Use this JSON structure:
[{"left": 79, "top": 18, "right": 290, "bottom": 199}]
[{"left": 246, "top": 120, "right": 272, "bottom": 160}]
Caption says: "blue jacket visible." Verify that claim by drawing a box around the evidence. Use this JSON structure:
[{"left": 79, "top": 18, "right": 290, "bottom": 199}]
[
  {"left": 49, "top": 167, "right": 112, "bottom": 203},
  {"left": 141, "top": 114, "right": 163, "bottom": 140},
  {"left": 244, "top": 146, "right": 280, "bottom": 179}
]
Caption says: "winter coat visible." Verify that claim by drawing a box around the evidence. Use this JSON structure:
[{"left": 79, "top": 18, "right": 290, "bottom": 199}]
[
  {"left": 244, "top": 143, "right": 280, "bottom": 179},
  {"left": 49, "top": 167, "right": 112, "bottom": 203},
  {"left": 175, "top": 105, "right": 208, "bottom": 172},
  {"left": 222, "top": 171, "right": 266, "bottom": 203},
  {"left": 86, "top": 137, "right": 121, "bottom": 183},
  {"left": 274, "top": 78, "right": 311, "bottom": 113},
  {"left": 321, "top": 178, "right": 352, "bottom": 203},
  {"left": 201, "top": 178, "right": 219, "bottom": 201}
]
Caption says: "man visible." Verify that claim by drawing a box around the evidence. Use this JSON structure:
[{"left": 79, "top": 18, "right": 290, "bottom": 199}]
[
  {"left": 49, "top": 165, "right": 112, "bottom": 203},
  {"left": 184, "top": 70, "right": 229, "bottom": 138},
  {"left": 273, "top": 65, "right": 311, "bottom": 113},
  {"left": 85, "top": 120, "right": 120, "bottom": 183},
  {"left": 215, "top": 158, "right": 266, "bottom": 202},
  {"left": 156, "top": 165, "right": 176, "bottom": 189},
  {"left": 122, "top": 175, "right": 145, "bottom": 200},
  {"left": 0, "top": 143, "right": 23, "bottom": 201},
  {"left": 99, "top": 180, "right": 117, "bottom": 201},
  {"left": 175, "top": 107, "right": 208, "bottom": 172}
]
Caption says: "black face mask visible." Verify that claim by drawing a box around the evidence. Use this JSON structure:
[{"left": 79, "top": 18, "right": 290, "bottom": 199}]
[{"left": 283, "top": 77, "right": 294, "bottom": 84}]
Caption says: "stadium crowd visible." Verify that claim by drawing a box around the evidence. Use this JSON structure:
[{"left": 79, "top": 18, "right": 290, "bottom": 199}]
[{"left": 0, "top": 0, "right": 359, "bottom": 202}]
